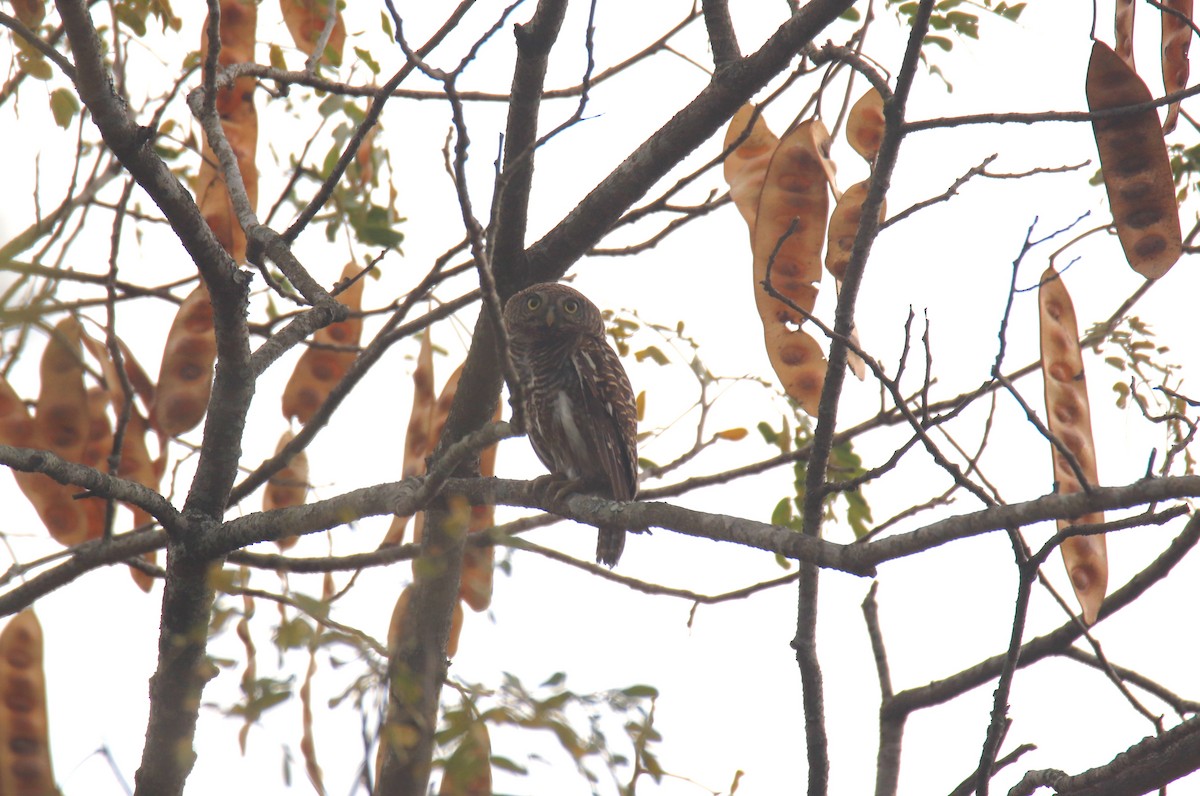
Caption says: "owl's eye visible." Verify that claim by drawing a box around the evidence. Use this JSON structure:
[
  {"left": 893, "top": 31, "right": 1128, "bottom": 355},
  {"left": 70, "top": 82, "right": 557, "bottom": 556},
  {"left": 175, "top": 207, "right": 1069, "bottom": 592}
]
[
  {"left": 525, "top": 294, "right": 542, "bottom": 311},
  {"left": 562, "top": 298, "right": 580, "bottom": 314}
]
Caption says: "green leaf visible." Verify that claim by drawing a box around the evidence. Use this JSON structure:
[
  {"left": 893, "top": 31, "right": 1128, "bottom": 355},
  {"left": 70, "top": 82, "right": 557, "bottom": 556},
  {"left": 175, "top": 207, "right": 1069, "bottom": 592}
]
[
  {"left": 114, "top": 2, "right": 147, "bottom": 36},
  {"left": 274, "top": 616, "right": 314, "bottom": 650},
  {"left": 620, "top": 684, "right": 658, "bottom": 699},
  {"left": 354, "top": 46, "right": 380, "bottom": 75},
  {"left": 541, "top": 671, "right": 567, "bottom": 687},
  {"left": 352, "top": 204, "right": 405, "bottom": 248},
  {"left": 757, "top": 421, "right": 778, "bottom": 446},
  {"left": 923, "top": 34, "right": 954, "bottom": 51},
  {"left": 490, "top": 755, "right": 528, "bottom": 774},
  {"left": 840, "top": 6, "right": 861, "bottom": 20},
  {"left": 18, "top": 52, "right": 53, "bottom": 80},
  {"left": 845, "top": 490, "right": 873, "bottom": 539},
  {"left": 269, "top": 43, "right": 287, "bottom": 71},
  {"left": 994, "top": 1, "right": 1026, "bottom": 20},
  {"left": 771, "top": 497, "right": 792, "bottom": 526},
  {"left": 49, "top": 88, "right": 79, "bottom": 129},
  {"left": 317, "top": 94, "right": 345, "bottom": 118}
]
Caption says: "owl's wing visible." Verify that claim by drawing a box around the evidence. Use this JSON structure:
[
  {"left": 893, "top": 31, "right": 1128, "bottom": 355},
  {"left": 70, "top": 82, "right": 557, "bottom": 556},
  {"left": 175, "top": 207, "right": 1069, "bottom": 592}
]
[{"left": 571, "top": 335, "right": 639, "bottom": 501}]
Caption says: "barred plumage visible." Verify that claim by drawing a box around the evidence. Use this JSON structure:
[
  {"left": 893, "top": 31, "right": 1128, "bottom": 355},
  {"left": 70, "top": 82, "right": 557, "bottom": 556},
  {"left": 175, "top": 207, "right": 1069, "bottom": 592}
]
[{"left": 503, "top": 283, "right": 639, "bottom": 566}]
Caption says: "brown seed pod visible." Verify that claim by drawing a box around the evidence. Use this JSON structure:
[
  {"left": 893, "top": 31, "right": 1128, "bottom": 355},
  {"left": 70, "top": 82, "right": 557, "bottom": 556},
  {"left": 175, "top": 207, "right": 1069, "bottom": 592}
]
[
  {"left": 1115, "top": 0, "right": 1137, "bottom": 69},
  {"left": 751, "top": 119, "right": 832, "bottom": 415},
  {"left": 722, "top": 104, "right": 779, "bottom": 235},
  {"left": 0, "top": 610, "right": 57, "bottom": 796},
  {"left": 386, "top": 584, "right": 463, "bottom": 659},
  {"left": 264, "top": 430, "right": 310, "bottom": 550},
  {"left": 34, "top": 317, "right": 87, "bottom": 464},
  {"left": 1086, "top": 40, "right": 1182, "bottom": 279},
  {"left": 281, "top": 264, "right": 367, "bottom": 425},
  {"left": 151, "top": 286, "right": 217, "bottom": 437},
  {"left": 826, "top": 181, "right": 886, "bottom": 281},
  {"left": 847, "top": 88, "right": 885, "bottom": 162},
  {"left": 280, "top": 0, "right": 346, "bottom": 66},
  {"left": 199, "top": 0, "right": 259, "bottom": 262},
  {"left": 1160, "top": 0, "right": 1192, "bottom": 132},
  {"left": 2, "top": 373, "right": 88, "bottom": 547},
  {"left": 1039, "top": 267, "right": 1107, "bottom": 625},
  {"left": 459, "top": 401, "right": 501, "bottom": 612},
  {"left": 0, "top": 375, "right": 35, "bottom": 449}
]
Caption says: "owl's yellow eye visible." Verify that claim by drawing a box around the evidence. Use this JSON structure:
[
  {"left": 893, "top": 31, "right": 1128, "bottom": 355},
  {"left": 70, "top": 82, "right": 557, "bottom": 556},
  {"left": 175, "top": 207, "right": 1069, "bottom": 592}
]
[
  {"left": 525, "top": 295, "right": 542, "bottom": 311},
  {"left": 562, "top": 299, "right": 580, "bottom": 314}
]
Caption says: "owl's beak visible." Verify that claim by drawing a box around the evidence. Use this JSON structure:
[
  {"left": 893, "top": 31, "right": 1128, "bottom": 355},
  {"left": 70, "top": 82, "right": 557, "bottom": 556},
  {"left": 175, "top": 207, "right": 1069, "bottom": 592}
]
[{"left": 543, "top": 307, "right": 556, "bottom": 327}]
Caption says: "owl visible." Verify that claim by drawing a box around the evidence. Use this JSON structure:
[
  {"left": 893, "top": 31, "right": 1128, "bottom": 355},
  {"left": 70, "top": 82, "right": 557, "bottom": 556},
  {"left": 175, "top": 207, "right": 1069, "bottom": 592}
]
[{"left": 503, "top": 283, "right": 639, "bottom": 566}]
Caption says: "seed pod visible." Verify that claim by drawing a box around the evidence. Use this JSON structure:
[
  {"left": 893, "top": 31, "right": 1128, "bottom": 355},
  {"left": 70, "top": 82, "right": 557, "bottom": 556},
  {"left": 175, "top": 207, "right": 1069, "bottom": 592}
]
[
  {"left": 151, "top": 286, "right": 217, "bottom": 437},
  {"left": 1160, "top": 0, "right": 1192, "bottom": 132},
  {"left": 264, "top": 429, "right": 309, "bottom": 550},
  {"left": 387, "top": 584, "right": 463, "bottom": 659},
  {"left": 381, "top": 331, "right": 437, "bottom": 548},
  {"left": 826, "top": 181, "right": 886, "bottom": 281},
  {"left": 281, "top": 264, "right": 366, "bottom": 424},
  {"left": 753, "top": 120, "right": 830, "bottom": 327},
  {"left": 762, "top": 323, "right": 827, "bottom": 417},
  {"left": 118, "top": 411, "right": 164, "bottom": 591},
  {"left": 80, "top": 386, "right": 113, "bottom": 540},
  {"left": 752, "top": 119, "right": 832, "bottom": 415},
  {"left": 722, "top": 104, "right": 779, "bottom": 235},
  {"left": 0, "top": 610, "right": 57, "bottom": 796},
  {"left": 459, "top": 401, "right": 501, "bottom": 612},
  {"left": 1040, "top": 267, "right": 1107, "bottom": 625},
  {"left": 1115, "top": 0, "right": 1137, "bottom": 69},
  {"left": 847, "top": 88, "right": 885, "bottom": 162},
  {"left": 34, "top": 318, "right": 87, "bottom": 464},
  {"left": 280, "top": 0, "right": 346, "bottom": 66},
  {"left": 25, "top": 323, "right": 93, "bottom": 546},
  {"left": 199, "top": 0, "right": 259, "bottom": 262},
  {"left": 0, "top": 375, "right": 35, "bottom": 449},
  {"left": 2, "top": 375, "right": 88, "bottom": 546},
  {"left": 1086, "top": 40, "right": 1182, "bottom": 279}
]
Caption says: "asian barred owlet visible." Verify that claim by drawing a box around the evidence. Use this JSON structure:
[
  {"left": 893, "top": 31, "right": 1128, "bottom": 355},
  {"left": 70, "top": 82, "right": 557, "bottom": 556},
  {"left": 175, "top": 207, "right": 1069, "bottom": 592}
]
[{"left": 503, "top": 283, "right": 639, "bottom": 567}]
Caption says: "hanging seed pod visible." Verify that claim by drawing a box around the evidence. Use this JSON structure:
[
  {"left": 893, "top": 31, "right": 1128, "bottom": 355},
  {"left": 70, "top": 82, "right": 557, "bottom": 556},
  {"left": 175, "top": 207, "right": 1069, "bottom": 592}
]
[
  {"left": 34, "top": 317, "right": 87, "bottom": 464},
  {"left": 0, "top": 610, "right": 57, "bottom": 796},
  {"left": 1086, "top": 41, "right": 1182, "bottom": 279},
  {"left": 281, "top": 264, "right": 367, "bottom": 424},
  {"left": 264, "top": 429, "right": 310, "bottom": 550},
  {"left": 826, "top": 181, "right": 886, "bottom": 281},
  {"left": 280, "top": 0, "right": 346, "bottom": 66},
  {"left": 1160, "top": 0, "right": 1192, "bottom": 132},
  {"left": 847, "top": 88, "right": 885, "bottom": 162},
  {"left": 751, "top": 120, "right": 833, "bottom": 415},
  {"left": 151, "top": 286, "right": 217, "bottom": 437},
  {"left": 1039, "top": 267, "right": 1107, "bottom": 625},
  {"left": 722, "top": 104, "right": 779, "bottom": 235}
]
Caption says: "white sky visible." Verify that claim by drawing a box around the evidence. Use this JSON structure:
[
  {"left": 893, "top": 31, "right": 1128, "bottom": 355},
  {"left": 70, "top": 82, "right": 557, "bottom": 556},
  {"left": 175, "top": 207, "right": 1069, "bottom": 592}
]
[{"left": 1, "top": 1, "right": 1199, "bottom": 795}]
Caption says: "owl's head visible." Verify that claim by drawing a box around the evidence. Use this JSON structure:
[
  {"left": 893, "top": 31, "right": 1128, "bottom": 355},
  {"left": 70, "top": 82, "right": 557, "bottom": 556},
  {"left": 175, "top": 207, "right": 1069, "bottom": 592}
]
[{"left": 503, "top": 283, "right": 604, "bottom": 338}]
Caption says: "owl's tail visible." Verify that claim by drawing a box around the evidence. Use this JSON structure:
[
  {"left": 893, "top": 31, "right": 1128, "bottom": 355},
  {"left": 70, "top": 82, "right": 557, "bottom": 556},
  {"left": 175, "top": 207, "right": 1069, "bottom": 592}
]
[{"left": 596, "top": 527, "right": 625, "bottom": 568}]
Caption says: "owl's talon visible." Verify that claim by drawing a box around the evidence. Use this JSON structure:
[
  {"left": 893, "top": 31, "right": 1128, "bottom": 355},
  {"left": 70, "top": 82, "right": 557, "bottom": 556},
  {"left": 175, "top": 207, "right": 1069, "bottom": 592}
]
[{"left": 531, "top": 473, "right": 583, "bottom": 504}]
